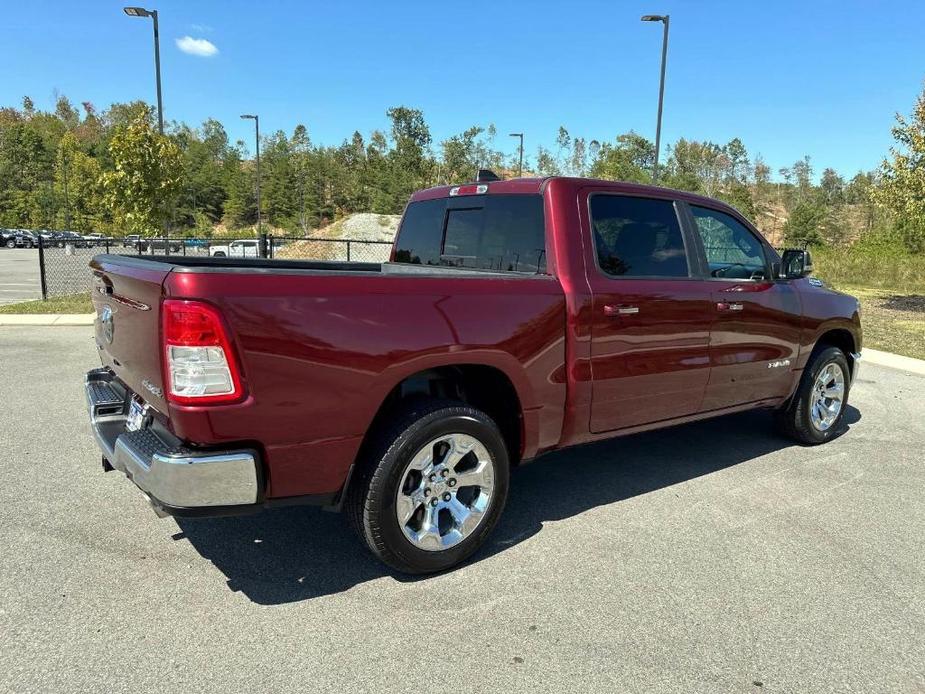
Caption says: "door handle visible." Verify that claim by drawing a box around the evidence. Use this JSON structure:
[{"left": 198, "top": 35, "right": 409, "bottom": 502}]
[
  {"left": 716, "top": 302, "right": 744, "bottom": 312},
  {"left": 603, "top": 305, "right": 639, "bottom": 317}
]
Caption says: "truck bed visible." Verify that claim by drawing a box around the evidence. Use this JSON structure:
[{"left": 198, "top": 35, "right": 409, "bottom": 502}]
[{"left": 100, "top": 254, "right": 535, "bottom": 278}]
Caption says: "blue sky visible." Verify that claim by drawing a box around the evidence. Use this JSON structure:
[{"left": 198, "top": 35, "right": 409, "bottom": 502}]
[{"left": 2, "top": 0, "right": 923, "bottom": 179}]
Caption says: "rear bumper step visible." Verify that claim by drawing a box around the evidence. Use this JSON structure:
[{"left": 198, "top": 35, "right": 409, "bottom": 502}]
[{"left": 85, "top": 368, "right": 260, "bottom": 515}]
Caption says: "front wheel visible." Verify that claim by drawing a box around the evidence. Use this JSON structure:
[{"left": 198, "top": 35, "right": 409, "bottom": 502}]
[
  {"left": 346, "top": 400, "right": 509, "bottom": 574},
  {"left": 776, "top": 346, "right": 851, "bottom": 445}
]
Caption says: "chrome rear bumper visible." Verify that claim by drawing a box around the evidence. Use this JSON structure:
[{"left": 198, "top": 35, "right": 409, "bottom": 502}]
[{"left": 85, "top": 368, "right": 259, "bottom": 516}]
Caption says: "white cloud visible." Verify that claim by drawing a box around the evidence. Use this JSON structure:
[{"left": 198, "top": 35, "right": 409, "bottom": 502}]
[{"left": 175, "top": 36, "right": 218, "bottom": 57}]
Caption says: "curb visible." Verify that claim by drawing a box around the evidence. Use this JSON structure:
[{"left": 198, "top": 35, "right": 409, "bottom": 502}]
[
  {"left": 862, "top": 349, "right": 925, "bottom": 377},
  {"left": 0, "top": 313, "right": 95, "bottom": 326}
]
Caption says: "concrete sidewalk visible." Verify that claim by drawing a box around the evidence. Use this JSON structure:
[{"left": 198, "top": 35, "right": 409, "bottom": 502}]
[
  {"left": 0, "top": 313, "right": 95, "bottom": 326},
  {"left": 863, "top": 348, "right": 925, "bottom": 376}
]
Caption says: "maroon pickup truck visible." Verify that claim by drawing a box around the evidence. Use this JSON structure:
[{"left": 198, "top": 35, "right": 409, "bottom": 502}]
[{"left": 85, "top": 177, "right": 862, "bottom": 573}]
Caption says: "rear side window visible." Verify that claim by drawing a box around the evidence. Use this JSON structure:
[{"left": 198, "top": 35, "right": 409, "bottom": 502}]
[
  {"left": 589, "top": 195, "right": 689, "bottom": 278},
  {"left": 393, "top": 194, "right": 547, "bottom": 273}
]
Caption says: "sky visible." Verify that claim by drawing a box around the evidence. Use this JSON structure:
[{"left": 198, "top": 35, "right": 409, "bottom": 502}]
[{"left": 1, "top": 0, "right": 923, "bottom": 179}]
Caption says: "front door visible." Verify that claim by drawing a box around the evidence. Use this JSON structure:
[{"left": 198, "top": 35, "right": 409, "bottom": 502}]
[
  {"left": 584, "top": 191, "right": 714, "bottom": 433},
  {"left": 686, "top": 204, "right": 803, "bottom": 409}
]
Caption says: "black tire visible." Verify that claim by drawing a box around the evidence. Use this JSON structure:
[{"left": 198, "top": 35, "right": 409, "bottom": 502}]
[
  {"left": 5, "top": 240, "right": 14, "bottom": 249},
  {"left": 213, "top": 251, "right": 226, "bottom": 257},
  {"left": 776, "top": 346, "right": 851, "bottom": 445},
  {"left": 345, "top": 399, "right": 510, "bottom": 574}
]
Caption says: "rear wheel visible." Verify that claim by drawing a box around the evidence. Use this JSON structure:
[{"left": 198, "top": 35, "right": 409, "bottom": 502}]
[
  {"left": 346, "top": 399, "right": 509, "bottom": 574},
  {"left": 776, "top": 346, "right": 850, "bottom": 445},
  {"left": 5, "top": 240, "right": 14, "bottom": 249}
]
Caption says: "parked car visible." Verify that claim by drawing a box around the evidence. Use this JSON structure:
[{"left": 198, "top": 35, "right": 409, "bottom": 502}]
[
  {"left": 84, "top": 176, "right": 862, "bottom": 574},
  {"left": 6, "top": 229, "right": 37, "bottom": 248},
  {"left": 55, "top": 231, "right": 87, "bottom": 248},
  {"left": 208, "top": 239, "right": 260, "bottom": 257},
  {"left": 121, "top": 235, "right": 182, "bottom": 253},
  {"left": 81, "top": 233, "right": 111, "bottom": 248},
  {"left": 35, "top": 229, "right": 58, "bottom": 245},
  {"left": 0, "top": 228, "right": 16, "bottom": 248}
]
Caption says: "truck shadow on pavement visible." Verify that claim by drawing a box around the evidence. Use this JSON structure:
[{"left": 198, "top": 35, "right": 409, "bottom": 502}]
[{"left": 175, "top": 406, "right": 860, "bottom": 605}]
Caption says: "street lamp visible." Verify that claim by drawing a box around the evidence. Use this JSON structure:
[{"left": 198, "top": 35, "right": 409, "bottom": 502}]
[
  {"left": 641, "top": 13, "right": 669, "bottom": 183},
  {"left": 123, "top": 6, "right": 164, "bottom": 134},
  {"left": 240, "top": 114, "right": 261, "bottom": 235},
  {"left": 509, "top": 132, "right": 524, "bottom": 177},
  {"left": 62, "top": 150, "right": 71, "bottom": 230}
]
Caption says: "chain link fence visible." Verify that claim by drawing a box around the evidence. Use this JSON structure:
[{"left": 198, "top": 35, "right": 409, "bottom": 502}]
[{"left": 37, "top": 234, "right": 394, "bottom": 299}]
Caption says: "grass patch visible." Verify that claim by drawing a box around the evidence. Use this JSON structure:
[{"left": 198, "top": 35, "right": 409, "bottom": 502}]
[
  {"left": 813, "top": 246, "right": 925, "bottom": 294},
  {"left": 0, "top": 293, "right": 93, "bottom": 314},
  {"left": 837, "top": 286, "right": 925, "bottom": 361}
]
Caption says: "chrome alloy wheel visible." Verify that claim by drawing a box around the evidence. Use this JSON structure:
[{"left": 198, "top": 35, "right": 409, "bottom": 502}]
[
  {"left": 810, "top": 362, "right": 846, "bottom": 432},
  {"left": 395, "top": 433, "right": 496, "bottom": 552}
]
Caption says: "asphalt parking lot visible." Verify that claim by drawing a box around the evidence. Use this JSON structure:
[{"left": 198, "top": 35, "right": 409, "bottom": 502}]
[
  {"left": 0, "top": 249, "right": 41, "bottom": 304},
  {"left": 1, "top": 326, "right": 923, "bottom": 693}
]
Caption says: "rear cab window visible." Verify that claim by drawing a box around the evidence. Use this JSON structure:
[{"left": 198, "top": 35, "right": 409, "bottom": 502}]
[
  {"left": 393, "top": 194, "right": 547, "bottom": 273},
  {"left": 589, "top": 195, "right": 690, "bottom": 278}
]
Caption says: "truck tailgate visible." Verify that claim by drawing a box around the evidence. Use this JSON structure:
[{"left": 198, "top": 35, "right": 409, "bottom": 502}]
[{"left": 89, "top": 256, "right": 170, "bottom": 414}]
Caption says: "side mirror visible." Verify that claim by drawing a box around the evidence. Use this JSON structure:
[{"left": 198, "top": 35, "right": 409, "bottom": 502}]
[{"left": 780, "top": 249, "right": 813, "bottom": 279}]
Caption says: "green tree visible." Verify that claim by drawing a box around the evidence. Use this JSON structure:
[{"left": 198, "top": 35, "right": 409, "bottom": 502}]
[
  {"left": 663, "top": 139, "right": 726, "bottom": 196},
  {"left": 783, "top": 199, "right": 825, "bottom": 246},
  {"left": 221, "top": 143, "right": 256, "bottom": 229},
  {"left": 102, "top": 107, "right": 183, "bottom": 235},
  {"left": 875, "top": 83, "right": 925, "bottom": 252},
  {"left": 440, "top": 126, "right": 485, "bottom": 183},
  {"left": 0, "top": 121, "right": 53, "bottom": 227},
  {"left": 589, "top": 132, "right": 654, "bottom": 183},
  {"left": 55, "top": 132, "right": 103, "bottom": 231},
  {"left": 170, "top": 119, "right": 231, "bottom": 231}
]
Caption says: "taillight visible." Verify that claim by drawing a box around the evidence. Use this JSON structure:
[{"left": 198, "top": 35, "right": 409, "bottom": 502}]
[{"left": 161, "top": 299, "right": 244, "bottom": 405}]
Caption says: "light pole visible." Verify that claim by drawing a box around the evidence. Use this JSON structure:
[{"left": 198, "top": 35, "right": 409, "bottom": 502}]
[
  {"left": 62, "top": 150, "right": 71, "bottom": 230},
  {"left": 641, "top": 14, "right": 669, "bottom": 183},
  {"left": 509, "top": 132, "right": 524, "bottom": 177},
  {"left": 123, "top": 7, "right": 164, "bottom": 134},
  {"left": 241, "top": 114, "right": 261, "bottom": 235}
]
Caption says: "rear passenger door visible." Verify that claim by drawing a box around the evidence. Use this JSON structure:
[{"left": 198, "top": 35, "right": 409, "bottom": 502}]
[
  {"left": 583, "top": 190, "right": 714, "bottom": 433},
  {"left": 685, "top": 204, "right": 802, "bottom": 410}
]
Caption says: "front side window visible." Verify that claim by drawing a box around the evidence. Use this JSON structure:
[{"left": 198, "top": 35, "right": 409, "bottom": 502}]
[
  {"left": 691, "top": 206, "right": 768, "bottom": 280},
  {"left": 589, "top": 195, "right": 689, "bottom": 278}
]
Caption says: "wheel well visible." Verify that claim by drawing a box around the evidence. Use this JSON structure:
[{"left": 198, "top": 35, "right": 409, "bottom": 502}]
[
  {"left": 815, "top": 328, "right": 857, "bottom": 371},
  {"left": 362, "top": 365, "right": 524, "bottom": 467}
]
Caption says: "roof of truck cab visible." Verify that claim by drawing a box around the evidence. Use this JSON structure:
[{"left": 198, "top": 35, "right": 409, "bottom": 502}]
[{"left": 408, "top": 176, "right": 747, "bottom": 218}]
